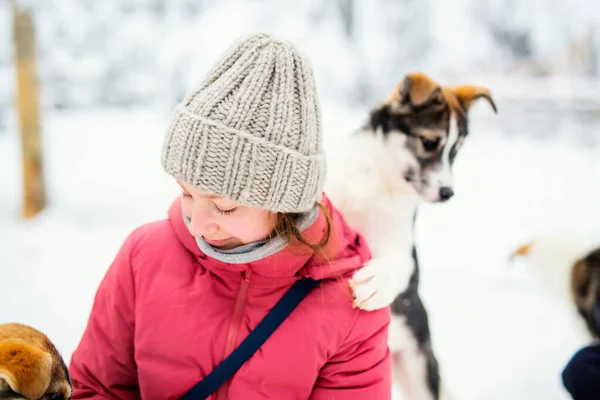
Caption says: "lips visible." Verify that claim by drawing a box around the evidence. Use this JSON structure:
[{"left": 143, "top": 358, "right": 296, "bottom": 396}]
[{"left": 203, "top": 237, "right": 231, "bottom": 246}]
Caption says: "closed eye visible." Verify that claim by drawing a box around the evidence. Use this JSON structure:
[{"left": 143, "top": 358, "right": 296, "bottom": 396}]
[{"left": 213, "top": 203, "right": 237, "bottom": 216}]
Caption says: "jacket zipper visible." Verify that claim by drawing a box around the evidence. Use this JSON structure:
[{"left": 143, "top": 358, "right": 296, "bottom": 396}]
[{"left": 215, "top": 269, "right": 251, "bottom": 400}]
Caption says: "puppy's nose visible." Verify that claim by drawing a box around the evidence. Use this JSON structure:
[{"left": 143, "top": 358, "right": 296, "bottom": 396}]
[{"left": 439, "top": 187, "right": 454, "bottom": 201}]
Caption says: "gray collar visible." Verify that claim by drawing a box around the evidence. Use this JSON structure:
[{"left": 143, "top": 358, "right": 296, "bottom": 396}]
[{"left": 182, "top": 204, "right": 319, "bottom": 264}]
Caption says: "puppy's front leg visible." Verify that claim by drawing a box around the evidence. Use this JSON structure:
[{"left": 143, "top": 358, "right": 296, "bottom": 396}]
[{"left": 350, "top": 246, "right": 415, "bottom": 311}]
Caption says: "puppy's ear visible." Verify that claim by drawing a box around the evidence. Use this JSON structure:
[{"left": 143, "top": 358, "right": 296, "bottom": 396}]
[
  {"left": 450, "top": 85, "right": 498, "bottom": 114},
  {"left": 368, "top": 104, "right": 390, "bottom": 132},
  {"left": 0, "top": 338, "right": 52, "bottom": 399},
  {"left": 510, "top": 241, "right": 533, "bottom": 261},
  {"left": 392, "top": 72, "right": 443, "bottom": 108}
]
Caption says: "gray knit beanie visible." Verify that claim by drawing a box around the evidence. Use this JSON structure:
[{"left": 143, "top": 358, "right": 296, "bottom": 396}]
[{"left": 162, "top": 33, "right": 325, "bottom": 213}]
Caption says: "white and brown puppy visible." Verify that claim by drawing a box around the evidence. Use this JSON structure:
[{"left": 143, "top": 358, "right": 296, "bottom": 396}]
[
  {"left": 512, "top": 235, "right": 600, "bottom": 341},
  {"left": 0, "top": 323, "right": 72, "bottom": 400},
  {"left": 325, "top": 72, "right": 497, "bottom": 399}
]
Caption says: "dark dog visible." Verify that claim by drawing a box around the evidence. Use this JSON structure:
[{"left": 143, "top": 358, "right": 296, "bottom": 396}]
[
  {"left": 572, "top": 248, "right": 600, "bottom": 338},
  {"left": 513, "top": 237, "right": 600, "bottom": 340}
]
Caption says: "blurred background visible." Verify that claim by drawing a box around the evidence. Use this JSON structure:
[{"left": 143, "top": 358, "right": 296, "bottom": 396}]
[{"left": 1, "top": 1, "right": 600, "bottom": 399}]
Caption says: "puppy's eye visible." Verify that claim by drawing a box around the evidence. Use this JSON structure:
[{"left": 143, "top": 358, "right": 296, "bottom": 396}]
[
  {"left": 49, "top": 394, "right": 63, "bottom": 400},
  {"left": 420, "top": 137, "right": 440, "bottom": 152}
]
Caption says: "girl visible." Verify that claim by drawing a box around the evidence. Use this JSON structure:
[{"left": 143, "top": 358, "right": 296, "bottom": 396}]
[{"left": 69, "top": 33, "right": 391, "bottom": 400}]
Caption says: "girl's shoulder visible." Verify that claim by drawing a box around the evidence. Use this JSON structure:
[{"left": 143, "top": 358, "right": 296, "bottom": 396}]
[{"left": 296, "top": 277, "right": 391, "bottom": 348}]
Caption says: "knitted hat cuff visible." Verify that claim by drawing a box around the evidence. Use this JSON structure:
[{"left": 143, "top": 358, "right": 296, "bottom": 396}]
[{"left": 162, "top": 104, "right": 326, "bottom": 213}]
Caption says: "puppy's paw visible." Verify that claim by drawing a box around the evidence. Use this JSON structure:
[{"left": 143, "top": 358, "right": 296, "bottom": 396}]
[{"left": 350, "top": 256, "right": 413, "bottom": 311}]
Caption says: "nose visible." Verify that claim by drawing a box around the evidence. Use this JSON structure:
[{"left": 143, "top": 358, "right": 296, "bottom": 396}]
[
  {"left": 188, "top": 205, "right": 218, "bottom": 237},
  {"left": 439, "top": 187, "right": 454, "bottom": 202}
]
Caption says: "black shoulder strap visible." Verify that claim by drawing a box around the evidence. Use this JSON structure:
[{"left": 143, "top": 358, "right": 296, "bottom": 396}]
[{"left": 180, "top": 277, "right": 320, "bottom": 400}]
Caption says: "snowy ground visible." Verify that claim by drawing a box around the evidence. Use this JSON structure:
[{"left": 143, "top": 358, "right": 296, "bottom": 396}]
[{"left": 1, "top": 76, "right": 600, "bottom": 399}]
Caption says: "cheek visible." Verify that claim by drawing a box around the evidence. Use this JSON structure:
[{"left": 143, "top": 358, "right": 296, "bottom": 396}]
[
  {"left": 181, "top": 197, "right": 193, "bottom": 218},
  {"left": 181, "top": 197, "right": 210, "bottom": 219},
  {"left": 394, "top": 147, "right": 419, "bottom": 172}
]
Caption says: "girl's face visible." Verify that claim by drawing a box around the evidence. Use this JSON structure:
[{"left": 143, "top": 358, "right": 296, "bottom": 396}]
[{"left": 178, "top": 180, "right": 277, "bottom": 250}]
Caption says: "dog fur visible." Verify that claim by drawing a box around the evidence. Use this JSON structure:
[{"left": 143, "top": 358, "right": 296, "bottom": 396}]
[
  {"left": 325, "top": 72, "right": 497, "bottom": 399},
  {"left": 0, "top": 323, "right": 71, "bottom": 400},
  {"left": 571, "top": 247, "right": 600, "bottom": 339},
  {"left": 512, "top": 234, "right": 600, "bottom": 342}
]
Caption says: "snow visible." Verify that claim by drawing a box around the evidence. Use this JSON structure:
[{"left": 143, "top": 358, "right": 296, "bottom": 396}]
[
  {"left": 1, "top": 75, "right": 599, "bottom": 399},
  {"left": 1, "top": 0, "right": 599, "bottom": 116}
]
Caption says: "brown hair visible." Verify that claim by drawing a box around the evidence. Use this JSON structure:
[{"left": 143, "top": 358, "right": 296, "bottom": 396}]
[
  {"left": 274, "top": 202, "right": 352, "bottom": 300},
  {"left": 273, "top": 202, "right": 333, "bottom": 254}
]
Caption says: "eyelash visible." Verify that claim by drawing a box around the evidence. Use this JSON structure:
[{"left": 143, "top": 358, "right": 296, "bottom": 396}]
[
  {"left": 213, "top": 204, "right": 236, "bottom": 216},
  {"left": 182, "top": 193, "right": 236, "bottom": 215}
]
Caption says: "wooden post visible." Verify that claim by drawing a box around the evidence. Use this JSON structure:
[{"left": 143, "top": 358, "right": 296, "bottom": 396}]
[{"left": 12, "top": 0, "right": 46, "bottom": 218}]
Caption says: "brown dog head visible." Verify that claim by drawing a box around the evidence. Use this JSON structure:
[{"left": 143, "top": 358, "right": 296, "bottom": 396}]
[
  {"left": 0, "top": 323, "right": 72, "bottom": 400},
  {"left": 367, "top": 72, "right": 497, "bottom": 202},
  {"left": 571, "top": 248, "right": 600, "bottom": 338}
]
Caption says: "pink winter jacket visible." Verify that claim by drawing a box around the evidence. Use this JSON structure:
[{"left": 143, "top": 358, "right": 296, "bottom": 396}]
[{"left": 69, "top": 195, "right": 392, "bottom": 400}]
